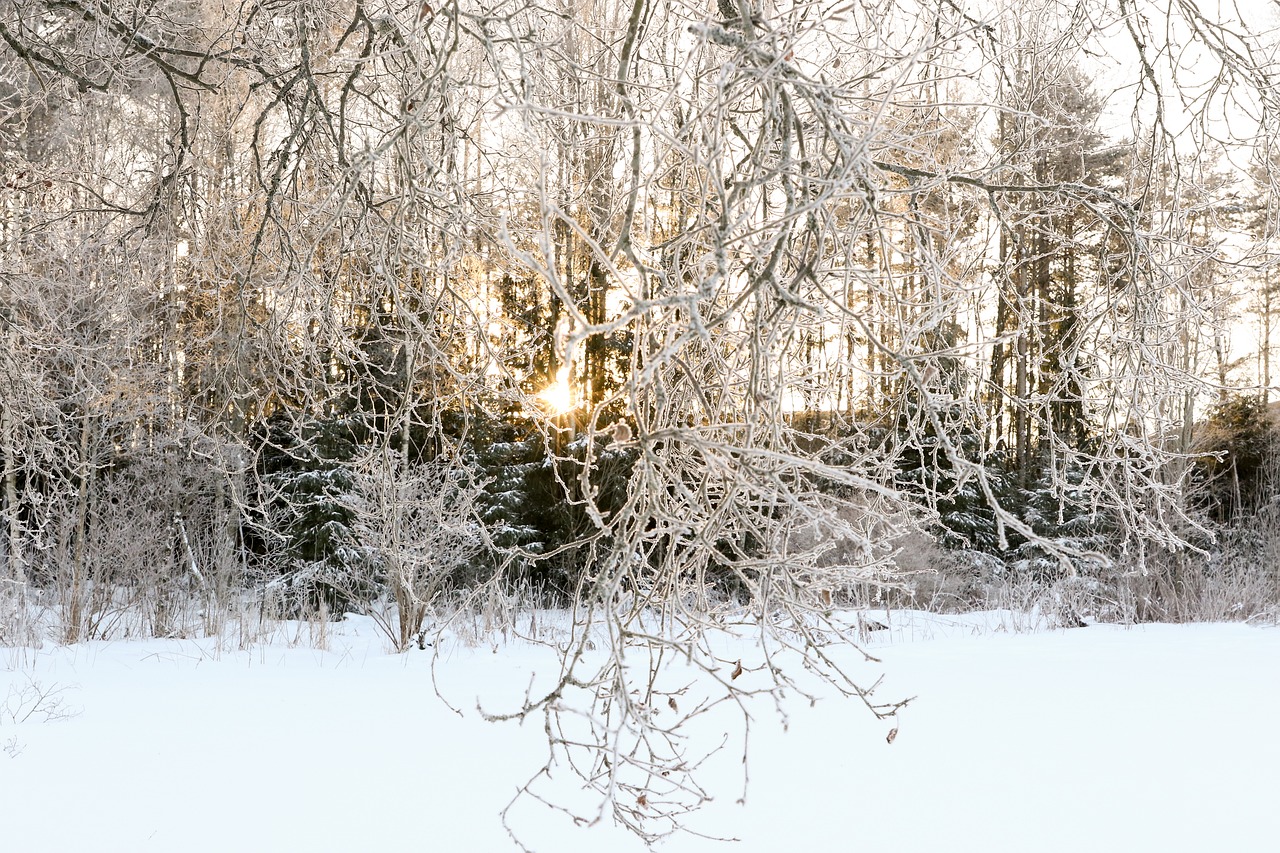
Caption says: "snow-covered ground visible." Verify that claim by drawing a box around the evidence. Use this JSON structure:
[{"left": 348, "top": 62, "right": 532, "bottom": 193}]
[{"left": 2, "top": 612, "right": 1277, "bottom": 852}]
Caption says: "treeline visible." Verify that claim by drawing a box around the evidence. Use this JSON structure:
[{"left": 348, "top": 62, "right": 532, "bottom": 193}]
[{"left": 3, "top": 0, "right": 1280, "bottom": 648}]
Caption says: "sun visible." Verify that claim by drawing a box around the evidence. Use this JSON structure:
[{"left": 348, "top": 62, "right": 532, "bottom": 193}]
[{"left": 537, "top": 368, "right": 575, "bottom": 415}]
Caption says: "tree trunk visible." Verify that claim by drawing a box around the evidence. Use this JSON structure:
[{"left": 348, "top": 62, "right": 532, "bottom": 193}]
[
  {"left": 1, "top": 401, "right": 22, "bottom": 589},
  {"left": 66, "top": 415, "right": 93, "bottom": 644}
]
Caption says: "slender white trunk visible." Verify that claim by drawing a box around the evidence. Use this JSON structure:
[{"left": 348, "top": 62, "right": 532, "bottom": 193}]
[{"left": 1, "top": 401, "right": 22, "bottom": 587}]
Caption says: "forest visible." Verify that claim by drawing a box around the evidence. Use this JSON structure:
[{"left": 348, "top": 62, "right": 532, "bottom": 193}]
[{"left": 2, "top": 0, "right": 1280, "bottom": 837}]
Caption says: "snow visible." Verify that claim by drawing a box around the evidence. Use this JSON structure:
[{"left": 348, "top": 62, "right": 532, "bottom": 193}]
[{"left": 2, "top": 613, "right": 1278, "bottom": 852}]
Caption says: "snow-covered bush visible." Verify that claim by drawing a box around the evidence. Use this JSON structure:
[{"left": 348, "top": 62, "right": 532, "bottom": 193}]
[{"left": 344, "top": 452, "right": 487, "bottom": 650}]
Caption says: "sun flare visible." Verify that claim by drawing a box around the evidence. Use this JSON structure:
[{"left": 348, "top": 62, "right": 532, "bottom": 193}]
[{"left": 537, "top": 369, "right": 575, "bottom": 415}]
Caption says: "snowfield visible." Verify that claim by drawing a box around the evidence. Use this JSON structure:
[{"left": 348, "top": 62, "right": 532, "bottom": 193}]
[{"left": 2, "top": 613, "right": 1277, "bottom": 852}]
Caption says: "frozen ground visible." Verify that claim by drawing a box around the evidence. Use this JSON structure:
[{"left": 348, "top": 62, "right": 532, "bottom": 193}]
[{"left": 2, "top": 611, "right": 1277, "bottom": 852}]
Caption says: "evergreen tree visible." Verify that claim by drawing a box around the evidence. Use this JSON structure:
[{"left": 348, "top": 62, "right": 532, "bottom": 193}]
[
  {"left": 250, "top": 412, "right": 376, "bottom": 614},
  {"left": 1194, "top": 394, "right": 1280, "bottom": 523}
]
